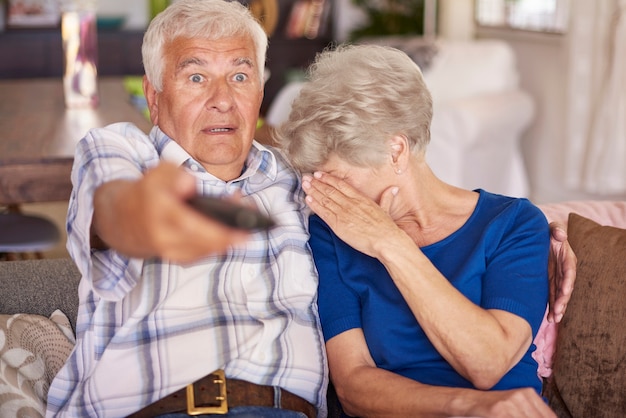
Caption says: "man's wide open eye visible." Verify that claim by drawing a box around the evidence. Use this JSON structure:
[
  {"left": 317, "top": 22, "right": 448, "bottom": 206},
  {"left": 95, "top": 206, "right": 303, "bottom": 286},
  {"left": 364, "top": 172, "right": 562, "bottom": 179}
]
[
  {"left": 189, "top": 74, "right": 204, "bottom": 83},
  {"left": 234, "top": 73, "right": 247, "bottom": 82}
]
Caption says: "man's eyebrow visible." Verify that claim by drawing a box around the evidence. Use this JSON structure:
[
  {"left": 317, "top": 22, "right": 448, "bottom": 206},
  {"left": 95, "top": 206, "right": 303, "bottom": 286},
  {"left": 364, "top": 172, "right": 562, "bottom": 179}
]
[
  {"left": 176, "top": 57, "right": 206, "bottom": 73},
  {"left": 234, "top": 57, "right": 255, "bottom": 69}
]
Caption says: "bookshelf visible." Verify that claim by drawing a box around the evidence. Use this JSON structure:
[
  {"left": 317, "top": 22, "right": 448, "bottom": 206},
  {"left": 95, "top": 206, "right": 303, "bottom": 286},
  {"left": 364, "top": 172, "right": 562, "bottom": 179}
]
[{"left": 261, "top": 0, "right": 334, "bottom": 114}]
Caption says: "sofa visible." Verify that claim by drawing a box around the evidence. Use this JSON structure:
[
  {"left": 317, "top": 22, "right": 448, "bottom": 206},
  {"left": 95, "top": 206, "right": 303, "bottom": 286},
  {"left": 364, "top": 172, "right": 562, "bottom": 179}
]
[
  {"left": 263, "top": 38, "right": 534, "bottom": 198},
  {"left": 1, "top": 200, "right": 625, "bottom": 417}
]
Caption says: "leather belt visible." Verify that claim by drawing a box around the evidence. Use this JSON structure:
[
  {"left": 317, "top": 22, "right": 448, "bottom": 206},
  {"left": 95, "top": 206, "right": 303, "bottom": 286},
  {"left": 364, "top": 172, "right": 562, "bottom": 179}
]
[{"left": 127, "top": 370, "right": 316, "bottom": 418}]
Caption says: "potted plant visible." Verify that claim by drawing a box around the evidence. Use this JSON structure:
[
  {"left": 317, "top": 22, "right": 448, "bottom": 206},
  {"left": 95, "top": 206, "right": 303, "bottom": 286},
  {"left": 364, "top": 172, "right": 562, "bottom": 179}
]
[{"left": 349, "top": 0, "right": 427, "bottom": 40}]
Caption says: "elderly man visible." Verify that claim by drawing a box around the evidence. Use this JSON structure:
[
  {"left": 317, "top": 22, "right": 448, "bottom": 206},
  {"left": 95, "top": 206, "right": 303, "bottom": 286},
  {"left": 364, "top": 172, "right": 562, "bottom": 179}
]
[
  {"left": 46, "top": 1, "right": 326, "bottom": 417},
  {"left": 46, "top": 1, "right": 575, "bottom": 417}
]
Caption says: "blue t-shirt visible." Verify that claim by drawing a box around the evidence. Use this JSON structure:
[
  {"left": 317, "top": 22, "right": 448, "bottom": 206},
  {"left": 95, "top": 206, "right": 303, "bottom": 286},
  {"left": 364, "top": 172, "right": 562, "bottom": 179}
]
[{"left": 311, "top": 189, "right": 549, "bottom": 393}]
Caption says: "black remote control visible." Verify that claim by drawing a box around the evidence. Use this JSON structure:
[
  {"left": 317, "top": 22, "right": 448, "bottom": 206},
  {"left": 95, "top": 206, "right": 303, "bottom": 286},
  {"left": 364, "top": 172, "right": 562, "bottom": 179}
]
[{"left": 187, "top": 196, "right": 276, "bottom": 231}]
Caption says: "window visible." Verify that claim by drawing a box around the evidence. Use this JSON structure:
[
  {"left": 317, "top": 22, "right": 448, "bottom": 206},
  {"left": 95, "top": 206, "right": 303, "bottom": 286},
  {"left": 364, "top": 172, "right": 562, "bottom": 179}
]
[{"left": 475, "top": 0, "right": 570, "bottom": 33}]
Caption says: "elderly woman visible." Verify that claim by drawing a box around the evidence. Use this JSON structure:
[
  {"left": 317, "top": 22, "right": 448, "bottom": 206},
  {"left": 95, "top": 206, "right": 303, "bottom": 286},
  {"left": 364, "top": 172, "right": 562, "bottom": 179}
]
[{"left": 276, "top": 44, "right": 558, "bottom": 417}]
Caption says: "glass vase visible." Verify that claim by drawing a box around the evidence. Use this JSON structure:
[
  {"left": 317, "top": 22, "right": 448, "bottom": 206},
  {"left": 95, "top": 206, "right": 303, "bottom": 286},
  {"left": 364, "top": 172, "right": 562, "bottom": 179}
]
[{"left": 61, "top": 1, "right": 99, "bottom": 108}]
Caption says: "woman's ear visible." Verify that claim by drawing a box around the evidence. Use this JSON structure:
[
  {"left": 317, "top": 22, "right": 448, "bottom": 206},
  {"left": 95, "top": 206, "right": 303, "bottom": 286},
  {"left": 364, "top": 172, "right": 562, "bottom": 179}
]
[
  {"left": 143, "top": 75, "right": 159, "bottom": 125},
  {"left": 388, "top": 134, "right": 410, "bottom": 173}
]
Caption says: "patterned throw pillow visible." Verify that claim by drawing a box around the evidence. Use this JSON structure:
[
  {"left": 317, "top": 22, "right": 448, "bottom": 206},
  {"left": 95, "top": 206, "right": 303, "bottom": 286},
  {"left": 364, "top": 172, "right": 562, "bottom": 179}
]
[{"left": 0, "top": 310, "right": 75, "bottom": 418}]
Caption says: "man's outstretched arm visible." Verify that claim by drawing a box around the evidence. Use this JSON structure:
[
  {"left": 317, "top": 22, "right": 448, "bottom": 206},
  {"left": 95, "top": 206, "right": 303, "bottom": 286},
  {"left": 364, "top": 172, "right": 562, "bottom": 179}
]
[{"left": 92, "top": 162, "right": 249, "bottom": 263}]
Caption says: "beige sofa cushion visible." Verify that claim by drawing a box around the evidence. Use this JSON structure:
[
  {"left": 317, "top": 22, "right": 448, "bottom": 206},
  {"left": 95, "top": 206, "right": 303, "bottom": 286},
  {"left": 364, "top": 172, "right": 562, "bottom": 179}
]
[
  {"left": 0, "top": 310, "right": 75, "bottom": 418},
  {"left": 545, "top": 213, "right": 626, "bottom": 417}
]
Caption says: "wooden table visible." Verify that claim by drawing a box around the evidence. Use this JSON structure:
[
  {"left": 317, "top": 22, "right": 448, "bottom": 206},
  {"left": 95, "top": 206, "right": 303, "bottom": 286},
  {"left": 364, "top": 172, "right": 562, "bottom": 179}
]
[{"left": 0, "top": 78, "right": 152, "bottom": 205}]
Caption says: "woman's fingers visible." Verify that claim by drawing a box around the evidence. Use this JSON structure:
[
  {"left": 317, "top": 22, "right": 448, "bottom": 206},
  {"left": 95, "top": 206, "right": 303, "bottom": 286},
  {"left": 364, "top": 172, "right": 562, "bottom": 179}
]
[
  {"left": 302, "top": 172, "right": 403, "bottom": 258},
  {"left": 303, "top": 172, "right": 398, "bottom": 218},
  {"left": 302, "top": 173, "right": 347, "bottom": 218}
]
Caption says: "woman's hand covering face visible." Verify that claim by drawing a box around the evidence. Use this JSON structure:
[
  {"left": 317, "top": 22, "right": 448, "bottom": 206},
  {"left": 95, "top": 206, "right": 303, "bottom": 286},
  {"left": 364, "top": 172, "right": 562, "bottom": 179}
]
[{"left": 301, "top": 171, "right": 402, "bottom": 258}]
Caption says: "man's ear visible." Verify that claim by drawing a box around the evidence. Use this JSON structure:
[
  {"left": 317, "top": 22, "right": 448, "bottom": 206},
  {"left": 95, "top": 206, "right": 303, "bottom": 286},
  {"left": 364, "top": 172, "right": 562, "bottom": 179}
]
[{"left": 143, "top": 75, "right": 159, "bottom": 125}]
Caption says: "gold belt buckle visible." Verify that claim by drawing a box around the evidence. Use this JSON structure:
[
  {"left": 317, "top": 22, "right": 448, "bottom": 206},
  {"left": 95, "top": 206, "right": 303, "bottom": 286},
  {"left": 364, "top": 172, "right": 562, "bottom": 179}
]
[{"left": 186, "top": 369, "right": 228, "bottom": 415}]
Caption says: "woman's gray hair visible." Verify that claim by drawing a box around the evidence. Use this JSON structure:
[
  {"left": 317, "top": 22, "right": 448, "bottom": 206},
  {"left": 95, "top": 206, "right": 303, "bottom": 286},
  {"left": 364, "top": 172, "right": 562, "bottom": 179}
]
[
  {"left": 277, "top": 44, "right": 433, "bottom": 173},
  {"left": 142, "top": 0, "right": 268, "bottom": 92}
]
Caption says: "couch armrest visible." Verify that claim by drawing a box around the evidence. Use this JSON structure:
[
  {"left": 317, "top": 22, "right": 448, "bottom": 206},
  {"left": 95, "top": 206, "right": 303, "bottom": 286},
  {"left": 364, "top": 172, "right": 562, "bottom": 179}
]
[
  {"left": 0, "top": 258, "right": 81, "bottom": 330},
  {"left": 538, "top": 200, "right": 626, "bottom": 228}
]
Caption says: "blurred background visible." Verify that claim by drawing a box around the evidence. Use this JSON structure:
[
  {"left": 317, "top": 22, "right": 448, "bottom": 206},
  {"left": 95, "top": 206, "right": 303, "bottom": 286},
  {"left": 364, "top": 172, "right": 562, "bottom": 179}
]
[{"left": 1, "top": 0, "right": 624, "bottom": 259}]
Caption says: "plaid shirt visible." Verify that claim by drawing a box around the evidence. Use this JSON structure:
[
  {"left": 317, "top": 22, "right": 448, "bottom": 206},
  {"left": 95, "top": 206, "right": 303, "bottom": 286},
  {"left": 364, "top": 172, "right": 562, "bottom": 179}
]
[{"left": 46, "top": 123, "right": 328, "bottom": 417}]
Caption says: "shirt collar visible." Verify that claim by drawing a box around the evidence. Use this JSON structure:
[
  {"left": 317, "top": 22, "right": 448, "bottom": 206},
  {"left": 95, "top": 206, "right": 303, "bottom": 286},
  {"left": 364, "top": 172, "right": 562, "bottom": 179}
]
[{"left": 150, "top": 125, "right": 278, "bottom": 183}]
